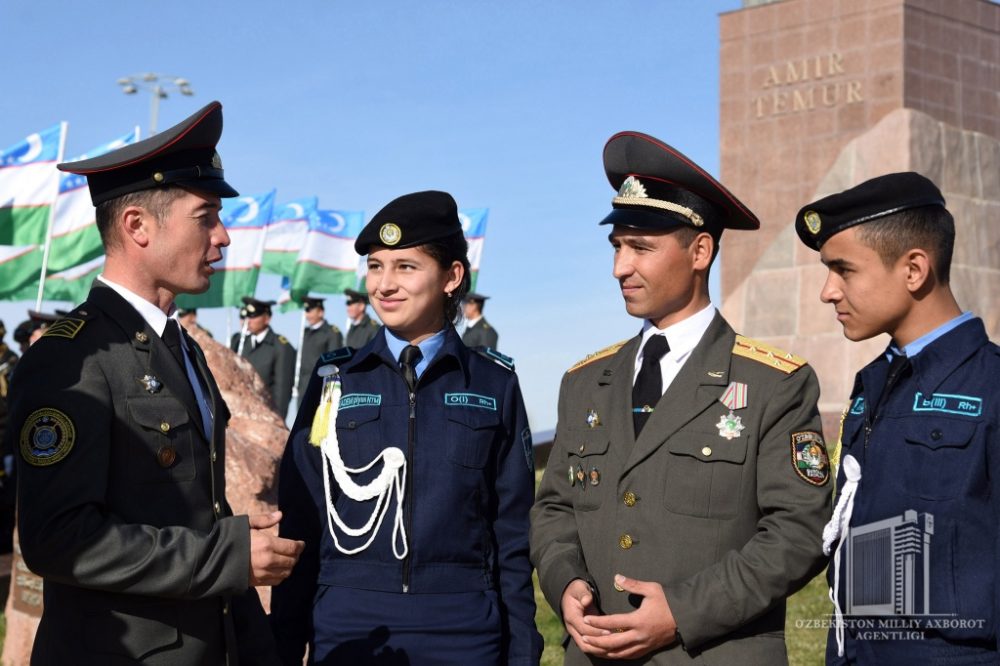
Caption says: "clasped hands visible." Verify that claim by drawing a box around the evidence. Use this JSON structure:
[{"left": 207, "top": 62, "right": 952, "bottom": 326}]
[{"left": 248, "top": 511, "right": 306, "bottom": 586}]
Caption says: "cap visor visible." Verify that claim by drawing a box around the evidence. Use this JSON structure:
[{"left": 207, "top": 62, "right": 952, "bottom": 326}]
[
  {"left": 176, "top": 178, "right": 239, "bottom": 199},
  {"left": 598, "top": 207, "right": 689, "bottom": 230}
]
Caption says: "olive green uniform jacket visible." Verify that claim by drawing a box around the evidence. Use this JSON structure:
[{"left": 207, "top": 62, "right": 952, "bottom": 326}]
[
  {"left": 10, "top": 283, "right": 275, "bottom": 665},
  {"left": 531, "top": 313, "right": 831, "bottom": 665},
  {"left": 344, "top": 312, "right": 380, "bottom": 350},
  {"left": 230, "top": 328, "right": 296, "bottom": 418},
  {"left": 297, "top": 321, "right": 342, "bottom": 398},
  {"left": 462, "top": 317, "right": 499, "bottom": 350}
]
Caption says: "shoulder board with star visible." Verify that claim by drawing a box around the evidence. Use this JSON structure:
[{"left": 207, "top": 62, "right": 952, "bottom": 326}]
[
  {"left": 474, "top": 347, "right": 514, "bottom": 371},
  {"left": 40, "top": 305, "right": 97, "bottom": 341},
  {"left": 732, "top": 335, "right": 808, "bottom": 374},
  {"left": 568, "top": 339, "right": 629, "bottom": 374},
  {"left": 320, "top": 347, "right": 355, "bottom": 365}
]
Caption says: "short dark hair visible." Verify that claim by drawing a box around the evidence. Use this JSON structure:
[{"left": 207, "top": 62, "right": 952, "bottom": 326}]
[
  {"left": 671, "top": 226, "right": 721, "bottom": 281},
  {"left": 854, "top": 205, "right": 954, "bottom": 283},
  {"left": 417, "top": 233, "right": 471, "bottom": 325},
  {"left": 94, "top": 186, "right": 186, "bottom": 253}
]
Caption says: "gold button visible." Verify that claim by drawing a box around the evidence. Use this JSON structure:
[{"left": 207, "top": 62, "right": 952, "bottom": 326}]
[
  {"left": 159, "top": 422, "right": 170, "bottom": 433},
  {"left": 156, "top": 446, "right": 176, "bottom": 467},
  {"left": 579, "top": 444, "right": 585, "bottom": 453},
  {"left": 222, "top": 602, "right": 228, "bottom": 615},
  {"left": 153, "top": 172, "right": 164, "bottom": 182},
  {"left": 79, "top": 310, "right": 88, "bottom": 316},
  {"left": 623, "top": 492, "right": 636, "bottom": 507},
  {"left": 214, "top": 501, "right": 221, "bottom": 515},
  {"left": 619, "top": 534, "right": 633, "bottom": 549},
  {"left": 702, "top": 446, "right": 712, "bottom": 457}
]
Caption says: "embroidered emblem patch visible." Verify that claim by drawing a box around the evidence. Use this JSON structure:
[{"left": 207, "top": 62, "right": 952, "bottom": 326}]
[
  {"left": 21, "top": 408, "right": 76, "bottom": 466},
  {"left": 41, "top": 318, "right": 86, "bottom": 340},
  {"left": 721, "top": 382, "right": 748, "bottom": 410},
  {"left": 804, "top": 210, "right": 822, "bottom": 235},
  {"left": 379, "top": 223, "right": 402, "bottom": 245},
  {"left": 792, "top": 431, "right": 829, "bottom": 486},
  {"left": 849, "top": 396, "right": 865, "bottom": 415},
  {"left": 716, "top": 411, "right": 745, "bottom": 440},
  {"left": 521, "top": 427, "right": 533, "bottom": 472},
  {"left": 444, "top": 393, "right": 497, "bottom": 410},
  {"left": 338, "top": 394, "right": 381, "bottom": 410},
  {"left": 913, "top": 392, "right": 982, "bottom": 417}
]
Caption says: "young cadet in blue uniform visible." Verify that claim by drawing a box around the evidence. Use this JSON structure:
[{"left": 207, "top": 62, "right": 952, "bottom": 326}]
[
  {"left": 270, "top": 191, "right": 543, "bottom": 665},
  {"left": 796, "top": 172, "right": 1000, "bottom": 665},
  {"left": 8, "top": 102, "right": 304, "bottom": 665}
]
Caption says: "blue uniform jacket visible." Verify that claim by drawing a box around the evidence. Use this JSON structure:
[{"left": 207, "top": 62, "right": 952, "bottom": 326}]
[
  {"left": 828, "top": 317, "right": 1000, "bottom": 664},
  {"left": 270, "top": 326, "right": 542, "bottom": 664}
]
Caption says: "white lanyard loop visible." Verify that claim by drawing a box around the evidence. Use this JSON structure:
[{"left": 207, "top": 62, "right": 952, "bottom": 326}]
[{"left": 823, "top": 453, "right": 861, "bottom": 657}]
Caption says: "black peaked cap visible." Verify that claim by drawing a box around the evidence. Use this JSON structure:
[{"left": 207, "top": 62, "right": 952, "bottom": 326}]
[
  {"left": 241, "top": 296, "right": 275, "bottom": 316},
  {"left": 466, "top": 292, "right": 490, "bottom": 301},
  {"left": 355, "top": 191, "right": 463, "bottom": 255},
  {"left": 344, "top": 289, "right": 369, "bottom": 304},
  {"left": 302, "top": 297, "right": 325, "bottom": 307},
  {"left": 58, "top": 101, "right": 238, "bottom": 206},
  {"left": 601, "top": 131, "right": 759, "bottom": 236},
  {"left": 796, "top": 172, "right": 946, "bottom": 251}
]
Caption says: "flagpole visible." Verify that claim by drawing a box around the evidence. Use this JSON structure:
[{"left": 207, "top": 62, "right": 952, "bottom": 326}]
[
  {"left": 292, "top": 309, "right": 306, "bottom": 400},
  {"left": 35, "top": 121, "right": 68, "bottom": 311},
  {"left": 236, "top": 318, "right": 250, "bottom": 356}
]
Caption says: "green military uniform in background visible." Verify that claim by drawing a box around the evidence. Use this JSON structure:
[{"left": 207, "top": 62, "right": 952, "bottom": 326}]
[
  {"left": 297, "top": 321, "right": 342, "bottom": 398},
  {"left": 231, "top": 327, "right": 296, "bottom": 418},
  {"left": 345, "top": 312, "right": 380, "bottom": 349},
  {"left": 461, "top": 317, "right": 498, "bottom": 349},
  {"left": 0, "top": 323, "right": 18, "bottom": 553}
]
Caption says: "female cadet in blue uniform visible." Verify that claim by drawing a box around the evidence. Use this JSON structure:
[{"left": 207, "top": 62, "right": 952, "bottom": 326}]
[{"left": 270, "top": 191, "right": 543, "bottom": 666}]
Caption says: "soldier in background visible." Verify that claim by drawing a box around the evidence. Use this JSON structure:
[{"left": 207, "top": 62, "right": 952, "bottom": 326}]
[
  {"left": 231, "top": 297, "right": 297, "bottom": 418},
  {"left": 178, "top": 307, "right": 213, "bottom": 338},
  {"left": 297, "top": 297, "right": 342, "bottom": 399},
  {"left": 344, "top": 288, "right": 380, "bottom": 349},
  {"left": 461, "top": 292, "right": 499, "bottom": 349}
]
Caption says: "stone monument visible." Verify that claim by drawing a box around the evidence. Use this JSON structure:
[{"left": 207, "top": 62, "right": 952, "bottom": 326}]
[{"left": 719, "top": 0, "right": 1000, "bottom": 436}]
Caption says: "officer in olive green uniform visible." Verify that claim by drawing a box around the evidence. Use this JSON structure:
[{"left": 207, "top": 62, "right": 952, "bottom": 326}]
[
  {"left": 9, "top": 102, "right": 302, "bottom": 665},
  {"left": 461, "top": 292, "right": 499, "bottom": 350},
  {"left": 531, "top": 132, "right": 831, "bottom": 665},
  {"left": 231, "top": 297, "right": 297, "bottom": 418},
  {"left": 343, "top": 288, "right": 380, "bottom": 349},
  {"left": 296, "top": 297, "right": 342, "bottom": 399}
]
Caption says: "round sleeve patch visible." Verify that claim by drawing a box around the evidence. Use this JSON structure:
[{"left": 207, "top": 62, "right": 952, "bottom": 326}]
[
  {"left": 21, "top": 408, "right": 76, "bottom": 466},
  {"left": 791, "top": 431, "right": 829, "bottom": 486}
]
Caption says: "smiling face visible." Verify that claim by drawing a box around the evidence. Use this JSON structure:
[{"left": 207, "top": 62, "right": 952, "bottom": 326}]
[
  {"left": 366, "top": 246, "right": 463, "bottom": 344},
  {"left": 609, "top": 225, "right": 712, "bottom": 329},
  {"left": 819, "top": 226, "right": 911, "bottom": 342}
]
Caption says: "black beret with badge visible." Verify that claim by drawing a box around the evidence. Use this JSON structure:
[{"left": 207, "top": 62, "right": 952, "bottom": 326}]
[
  {"left": 600, "top": 131, "right": 759, "bottom": 237},
  {"left": 354, "top": 190, "right": 463, "bottom": 255},
  {"left": 241, "top": 296, "right": 275, "bottom": 317},
  {"left": 795, "top": 172, "right": 946, "bottom": 251},
  {"left": 57, "top": 101, "right": 238, "bottom": 206},
  {"left": 344, "top": 289, "right": 369, "bottom": 305}
]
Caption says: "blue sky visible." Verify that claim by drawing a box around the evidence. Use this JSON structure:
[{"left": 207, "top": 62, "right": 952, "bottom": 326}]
[{"left": 1, "top": 0, "right": 743, "bottom": 429}]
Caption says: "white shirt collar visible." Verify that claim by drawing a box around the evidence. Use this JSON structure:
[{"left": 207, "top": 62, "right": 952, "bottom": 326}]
[
  {"left": 309, "top": 321, "right": 324, "bottom": 331},
  {"left": 466, "top": 315, "right": 483, "bottom": 328},
  {"left": 252, "top": 329, "right": 269, "bottom": 344},
  {"left": 638, "top": 302, "right": 716, "bottom": 365},
  {"left": 97, "top": 275, "right": 177, "bottom": 337}
]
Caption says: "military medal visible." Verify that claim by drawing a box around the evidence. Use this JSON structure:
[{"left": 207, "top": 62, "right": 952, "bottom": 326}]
[
  {"left": 569, "top": 466, "right": 575, "bottom": 487},
  {"left": 576, "top": 464, "right": 586, "bottom": 489},
  {"left": 138, "top": 375, "right": 162, "bottom": 394},
  {"left": 716, "top": 411, "right": 745, "bottom": 440},
  {"left": 587, "top": 410, "right": 601, "bottom": 428},
  {"left": 721, "top": 382, "right": 748, "bottom": 410},
  {"left": 589, "top": 467, "right": 601, "bottom": 486}
]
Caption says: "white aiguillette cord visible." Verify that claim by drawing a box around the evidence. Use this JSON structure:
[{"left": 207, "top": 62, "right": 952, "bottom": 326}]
[
  {"left": 309, "top": 364, "right": 408, "bottom": 559},
  {"left": 823, "top": 453, "right": 861, "bottom": 657}
]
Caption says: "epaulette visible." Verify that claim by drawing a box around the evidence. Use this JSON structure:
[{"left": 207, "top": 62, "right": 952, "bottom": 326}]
[
  {"left": 474, "top": 347, "right": 514, "bottom": 371},
  {"left": 40, "top": 305, "right": 96, "bottom": 341},
  {"left": 277, "top": 335, "right": 290, "bottom": 345},
  {"left": 330, "top": 324, "right": 341, "bottom": 333},
  {"left": 568, "top": 339, "right": 629, "bottom": 374},
  {"left": 369, "top": 320, "right": 380, "bottom": 327},
  {"left": 732, "top": 335, "right": 807, "bottom": 374},
  {"left": 320, "top": 347, "right": 355, "bottom": 365}
]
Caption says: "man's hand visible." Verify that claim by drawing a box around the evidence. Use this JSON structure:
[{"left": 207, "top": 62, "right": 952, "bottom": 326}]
[
  {"left": 580, "top": 574, "right": 678, "bottom": 660},
  {"left": 248, "top": 511, "right": 305, "bottom": 586},
  {"left": 561, "top": 578, "right": 605, "bottom": 654}
]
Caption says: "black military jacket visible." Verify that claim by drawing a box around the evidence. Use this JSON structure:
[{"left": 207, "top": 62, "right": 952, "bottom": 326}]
[
  {"left": 297, "top": 322, "right": 342, "bottom": 397},
  {"left": 231, "top": 328, "right": 296, "bottom": 417},
  {"left": 345, "top": 313, "right": 380, "bottom": 350}
]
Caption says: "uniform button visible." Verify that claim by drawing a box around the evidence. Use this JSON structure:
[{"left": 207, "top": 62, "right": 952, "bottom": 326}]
[
  {"left": 619, "top": 534, "right": 633, "bottom": 549},
  {"left": 931, "top": 430, "right": 942, "bottom": 441},
  {"left": 211, "top": 451, "right": 217, "bottom": 463},
  {"left": 214, "top": 501, "right": 221, "bottom": 515},
  {"left": 159, "top": 421, "right": 170, "bottom": 433},
  {"left": 156, "top": 446, "right": 176, "bottom": 467},
  {"left": 348, "top": 421, "right": 357, "bottom": 429},
  {"left": 579, "top": 444, "right": 585, "bottom": 453},
  {"left": 222, "top": 602, "right": 229, "bottom": 615},
  {"left": 623, "top": 492, "right": 636, "bottom": 507},
  {"left": 701, "top": 446, "right": 712, "bottom": 457}
]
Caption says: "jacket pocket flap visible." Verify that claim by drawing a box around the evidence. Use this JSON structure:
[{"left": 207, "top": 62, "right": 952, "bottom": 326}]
[
  {"left": 85, "top": 603, "right": 179, "bottom": 658},
  {"left": 567, "top": 434, "right": 610, "bottom": 458},
  {"left": 904, "top": 418, "right": 976, "bottom": 450},
  {"left": 336, "top": 405, "right": 380, "bottom": 429},
  {"left": 128, "top": 397, "right": 190, "bottom": 429},
  {"left": 446, "top": 408, "right": 500, "bottom": 430},
  {"left": 667, "top": 432, "right": 748, "bottom": 464}
]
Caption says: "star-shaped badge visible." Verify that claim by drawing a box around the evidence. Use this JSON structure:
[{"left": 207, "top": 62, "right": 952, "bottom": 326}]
[
  {"left": 716, "top": 411, "right": 745, "bottom": 440},
  {"left": 138, "top": 375, "right": 162, "bottom": 394}
]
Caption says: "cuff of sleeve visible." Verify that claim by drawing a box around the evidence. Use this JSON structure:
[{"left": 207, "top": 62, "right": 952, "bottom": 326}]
[{"left": 540, "top": 562, "right": 595, "bottom": 622}]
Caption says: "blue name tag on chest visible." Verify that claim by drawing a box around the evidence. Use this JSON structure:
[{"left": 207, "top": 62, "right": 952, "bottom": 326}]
[
  {"left": 444, "top": 393, "right": 497, "bottom": 410},
  {"left": 339, "top": 394, "right": 381, "bottom": 410},
  {"left": 913, "top": 392, "right": 981, "bottom": 417}
]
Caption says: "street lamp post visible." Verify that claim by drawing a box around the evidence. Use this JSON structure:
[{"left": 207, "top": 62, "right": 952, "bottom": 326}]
[{"left": 117, "top": 73, "right": 195, "bottom": 135}]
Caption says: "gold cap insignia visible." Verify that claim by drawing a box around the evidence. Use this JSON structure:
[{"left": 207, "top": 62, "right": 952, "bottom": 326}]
[
  {"left": 211, "top": 152, "right": 223, "bottom": 169},
  {"left": 804, "top": 211, "right": 821, "bottom": 235},
  {"left": 380, "top": 223, "right": 402, "bottom": 246}
]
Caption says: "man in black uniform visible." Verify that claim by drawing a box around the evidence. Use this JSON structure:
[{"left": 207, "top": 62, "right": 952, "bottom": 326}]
[
  {"left": 461, "top": 292, "right": 499, "bottom": 349},
  {"left": 0, "top": 320, "right": 17, "bottom": 553},
  {"left": 230, "top": 296, "right": 296, "bottom": 418},
  {"left": 343, "top": 288, "right": 380, "bottom": 349},
  {"left": 8, "top": 101, "right": 304, "bottom": 665},
  {"left": 296, "top": 296, "right": 342, "bottom": 399}
]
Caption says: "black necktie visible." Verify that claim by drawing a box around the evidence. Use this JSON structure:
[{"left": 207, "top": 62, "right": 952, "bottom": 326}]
[
  {"left": 633, "top": 335, "right": 670, "bottom": 437},
  {"left": 399, "top": 345, "right": 422, "bottom": 391},
  {"left": 162, "top": 320, "right": 187, "bottom": 371}
]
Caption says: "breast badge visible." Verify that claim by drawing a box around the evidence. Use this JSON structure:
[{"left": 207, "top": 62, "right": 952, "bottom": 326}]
[
  {"left": 138, "top": 374, "right": 162, "bottom": 394},
  {"left": 716, "top": 411, "right": 745, "bottom": 440},
  {"left": 587, "top": 410, "right": 601, "bottom": 428},
  {"left": 21, "top": 408, "right": 76, "bottom": 466}
]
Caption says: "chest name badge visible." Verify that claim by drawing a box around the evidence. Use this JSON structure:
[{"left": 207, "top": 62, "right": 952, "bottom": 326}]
[
  {"left": 913, "top": 392, "right": 981, "bottom": 417},
  {"left": 338, "top": 394, "right": 381, "bottom": 410},
  {"left": 849, "top": 396, "right": 865, "bottom": 415},
  {"left": 444, "top": 393, "right": 497, "bottom": 411},
  {"left": 716, "top": 411, "right": 745, "bottom": 440}
]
